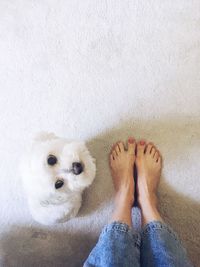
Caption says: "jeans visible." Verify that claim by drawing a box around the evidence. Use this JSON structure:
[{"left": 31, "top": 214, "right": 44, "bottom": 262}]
[{"left": 83, "top": 220, "right": 193, "bottom": 267}]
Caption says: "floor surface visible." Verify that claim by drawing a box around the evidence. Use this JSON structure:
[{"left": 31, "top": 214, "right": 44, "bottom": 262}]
[{"left": 0, "top": 1, "right": 200, "bottom": 266}]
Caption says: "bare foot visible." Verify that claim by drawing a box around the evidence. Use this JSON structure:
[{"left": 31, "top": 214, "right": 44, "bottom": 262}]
[
  {"left": 109, "top": 138, "right": 136, "bottom": 226},
  {"left": 109, "top": 137, "right": 136, "bottom": 206},
  {"left": 136, "top": 140, "right": 163, "bottom": 226}
]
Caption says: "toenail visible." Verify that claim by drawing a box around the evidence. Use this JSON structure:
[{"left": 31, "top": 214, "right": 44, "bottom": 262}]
[
  {"left": 140, "top": 140, "right": 145, "bottom": 145},
  {"left": 128, "top": 137, "right": 135, "bottom": 144}
]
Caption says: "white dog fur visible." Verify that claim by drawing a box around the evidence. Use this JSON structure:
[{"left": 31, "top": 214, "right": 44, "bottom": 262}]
[{"left": 20, "top": 132, "right": 96, "bottom": 225}]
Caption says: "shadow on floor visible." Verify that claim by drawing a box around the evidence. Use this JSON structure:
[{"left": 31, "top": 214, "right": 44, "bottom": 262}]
[{"left": 0, "top": 225, "right": 97, "bottom": 267}]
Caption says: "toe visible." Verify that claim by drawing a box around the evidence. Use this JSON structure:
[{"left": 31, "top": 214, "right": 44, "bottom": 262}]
[
  {"left": 157, "top": 155, "right": 162, "bottom": 164},
  {"left": 127, "top": 137, "right": 136, "bottom": 155},
  {"left": 112, "top": 150, "right": 117, "bottom": 158},
  {"left": 146, "top": 142, "right": 154, "bottom": 154},
  {"left": 115, "top": 143, "right": 121, "bottom": 154},
  {"left": 151, "top": 147, "right": 156, "bottom": 156},
  {"left": 110, "top": 144, "right": 115, "bottom": 155},
  {"left": 112, "top": 143, "right": 119, "bottom": 155},
  {"left": 154, "top": 151, "right": 159, "bottom": 161},
  {"left": 137, "top": 140, "right": 146, "bottom": 157},
  {"left": 110, "top": 153, "right": 114, "bottom": 161},
  {"left": 118, "top": 141, "right": 125, "bottom": 152}
]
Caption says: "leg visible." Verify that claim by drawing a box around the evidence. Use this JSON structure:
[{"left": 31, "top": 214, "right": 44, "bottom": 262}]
[
  {"left": 83, "top": 138, "right": 141, "bottom": 267},
  {"left": 136, "top": 141, "right": 193, "bottom": 267}
]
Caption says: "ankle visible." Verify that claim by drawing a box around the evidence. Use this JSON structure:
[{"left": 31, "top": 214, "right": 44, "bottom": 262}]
[
  {"left": 139, "top": 192, "right": 158, "bottom": 208},
  {"left": 111, "top": 205, "right": 132, "bottom": 227},
  {"left": 139, "top": 194, "right": 163, "bottom": 226},
  {"left": 114, "top": 189, "right": 134, "bottom": 208}
]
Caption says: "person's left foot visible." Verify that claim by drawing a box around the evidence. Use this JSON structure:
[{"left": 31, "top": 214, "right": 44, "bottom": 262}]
[{"left": 109, "top": 137, "right": 136, "bottom": 207}]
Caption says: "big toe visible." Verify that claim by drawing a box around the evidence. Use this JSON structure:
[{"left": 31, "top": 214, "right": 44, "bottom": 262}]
[
  {"left": 127, "top": 137, "right": 136, "bottom": 155},
  {"left": 137, "top": 140, "right": 146, "bottom": 157}
]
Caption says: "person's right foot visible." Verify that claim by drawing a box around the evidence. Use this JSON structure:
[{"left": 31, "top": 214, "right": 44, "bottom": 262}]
[{"left": 136, "top": 140, "right": 163, "bottom": 225}]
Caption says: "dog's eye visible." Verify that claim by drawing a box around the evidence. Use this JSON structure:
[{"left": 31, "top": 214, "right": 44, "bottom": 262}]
[
  {"left": 72, "top": 162, "right": 83, "bottom": 175},
  {"left": 47, "top": 155, "right": 57, "bottom": 166}
]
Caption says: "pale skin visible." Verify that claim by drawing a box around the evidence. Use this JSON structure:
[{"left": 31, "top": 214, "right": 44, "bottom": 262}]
[{"left": 109, "top": 137, "right": 163, "bottom": 227}]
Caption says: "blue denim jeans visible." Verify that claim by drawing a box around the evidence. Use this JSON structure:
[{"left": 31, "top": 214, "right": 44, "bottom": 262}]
[{"left": 83, "top": 220, "right": 193, "bottom": 267}]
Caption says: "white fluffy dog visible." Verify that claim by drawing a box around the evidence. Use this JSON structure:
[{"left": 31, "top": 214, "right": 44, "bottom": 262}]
[{"left": 20, "top": 132, "right": 96, "bottom": 225}]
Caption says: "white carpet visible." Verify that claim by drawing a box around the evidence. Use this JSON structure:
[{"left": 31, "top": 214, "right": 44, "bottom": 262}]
[{"left": 0, "top": 1, "right": 200, "bottom": 266}]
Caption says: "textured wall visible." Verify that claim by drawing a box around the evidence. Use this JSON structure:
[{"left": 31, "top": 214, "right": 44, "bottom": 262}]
[{"left": 0, "top": 1, "right": 200, "bottom": 266}]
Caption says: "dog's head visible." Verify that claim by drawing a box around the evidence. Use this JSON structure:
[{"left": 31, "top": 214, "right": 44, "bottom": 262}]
[{"left": 20, "top": 132, "right": 96, "bottom": 201}]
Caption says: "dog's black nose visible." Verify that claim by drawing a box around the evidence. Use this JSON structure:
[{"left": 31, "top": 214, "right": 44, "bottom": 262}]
[
  {"left": 55, "top": 179, "right": 64, "bottom": 189},
  {"left": 72, "top": 162, "right": 83, "bottom": 175}
]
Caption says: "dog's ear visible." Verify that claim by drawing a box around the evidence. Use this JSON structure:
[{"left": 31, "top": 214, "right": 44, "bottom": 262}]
[{"left": 34, "top": 131, "right": 58, "bottom": 142}]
